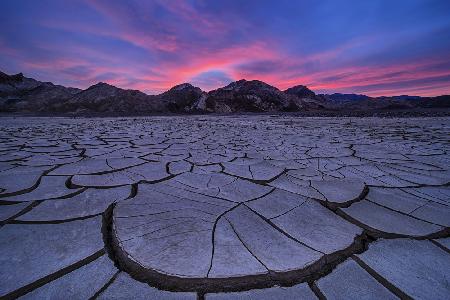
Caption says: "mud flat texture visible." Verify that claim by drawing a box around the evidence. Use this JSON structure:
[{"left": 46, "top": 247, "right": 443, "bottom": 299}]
[{"left": 0, "top": 115, "right": 449, "bottom": 300}]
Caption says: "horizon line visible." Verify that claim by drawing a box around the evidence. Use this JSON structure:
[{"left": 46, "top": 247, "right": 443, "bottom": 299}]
[{"left": 4, "top": 69, "right": 449, "bottom": 99}]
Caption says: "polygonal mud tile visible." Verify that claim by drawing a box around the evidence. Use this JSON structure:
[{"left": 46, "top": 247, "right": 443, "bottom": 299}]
[
  {"left": 168, "top": 160, "right": 191, "bottom": 175},
  {"left": 206, "top": 283, "right": 317, "bottom": 299},
  {"left": 377, "top": 165, "right": 449, "bottom": 186},
  {"left": 248, "top": 161, "right": 285, "bottom": 181},
  {"left": 3, "top": 175, "right": 82, "bottom": 202},
  {"left": 356, "top": 239, "right": 450, "bottom": 300},
  {"left": 307, "top": 146, "right": 353, "bottom": 158},
  {"left": 213, "top": 179, "right": 273, "bottom": 202},
  {"left": 139, "top": 182, "right": 235, "bottom": 208},
  {"left": 225, "top": 205, "right": 322, "bottom": 273},
  {"left": 51, "top": 157, "right": 146, "bottom": 176},
  {"left": 117, "top": 221, "right": 213, "bottom": 277},
  {"left": 409, "top": 201, "right": 450, "bottom": 227},
  {"left": 49, "top": 158, "right": 120, "bottom": 176},
  {"left": 20, "top": 255, "right": 117, "bottom": 300},
  {"left": 72, "top": 162, "right": 169, "bottom": 187},
  {"left": 269, "top": 174, "right": 326, "bottom": 200},
  {"left": 97, "top": 273, "right": 196, "bottom": 299},
  {"left": 342, "top": 200, "right": 442, "bottom": 237},
  {"left": 192, "top": 164, "right": 223, "bottom": 174},
  {"left": 19, "top": 155, "right": 81, "bottom": 167},
  {"left": 169, "top": 174, "right": 273, "bottom": 202},
  {"left": 0, "top": 217, "right": 104, "bottom": 298},
  {"left": 366, "top": 187, "right": 426, "bottom": 214},
  {"left": 174, "top": 173, "right": 235, "bottom": 189},
  {"left": 208, "top": 218, "right": 268, "bottom": 278},
  {"left": 223, "top": 160, "right": 284, "bottom": 181},
  {"left": 0, "top": 202, "right": 30, "bottom": 222},
  {"left": 287, "top": 168, "right": 323, "bottom": 181},
  {"left": 113, "top": 187, "right": 220, "bottom": 278},
  {"left": 246, "top": 189, "right": 308, "bottom": 219},
  {"left": 408, "top": 186, "right": 450, "bottom": 205},
  {"left": 17, "top": 186, "right": 130, "bottom": 221},
  {"left": 316, "top": 259, "right": 397, "bottom": 300},
  {"left": 187, "top": 152, "right": 233, "bottom": 165},
  {"left": 310, "top": 179, "right": 366, "bottom": 204},
  {"left": 271, "top": 200, "right": 362, "bottom": 254},
  {"left": 0, "top": 166, "right": 48, "bottom": 196}
]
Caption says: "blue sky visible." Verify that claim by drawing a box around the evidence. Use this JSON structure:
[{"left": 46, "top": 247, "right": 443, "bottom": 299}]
[{"left": 1, "top": 0, "right": 449, "bottom": 96}]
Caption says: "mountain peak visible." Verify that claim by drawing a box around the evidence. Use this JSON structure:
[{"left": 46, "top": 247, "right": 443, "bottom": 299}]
[
  {"left": 0, "top": 71, "right": 24, "bottom": 83},
  {"left": 284, "top": 85, "right": 316, "bottom": 98},
  {"left": 89, "top": 82, "right": 115, "bottom": 89},
  {"left": 220, "top": 79, "right": 279, "bottom": 92},
  {"left": 169, "top": 83, "right": 196, "bottom": 91}
]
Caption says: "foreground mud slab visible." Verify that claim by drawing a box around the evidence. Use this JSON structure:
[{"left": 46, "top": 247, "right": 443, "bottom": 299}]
[{"left": 0, "top": 116, "right": 449, "bottom": 299}]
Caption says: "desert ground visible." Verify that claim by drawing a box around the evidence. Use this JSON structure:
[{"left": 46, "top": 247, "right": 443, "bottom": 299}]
[{"left": 0, "top": 115, "right": 449, "bottom": 299}]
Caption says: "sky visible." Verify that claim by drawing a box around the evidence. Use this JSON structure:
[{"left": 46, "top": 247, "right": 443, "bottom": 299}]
[{"left": 1, "top": 0, "right": 450, "bottom": 96}]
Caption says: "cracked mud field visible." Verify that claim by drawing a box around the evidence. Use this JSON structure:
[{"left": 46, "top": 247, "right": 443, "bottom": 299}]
[{"left": 0, "top": 115, "right": 449, "bottom": 300}]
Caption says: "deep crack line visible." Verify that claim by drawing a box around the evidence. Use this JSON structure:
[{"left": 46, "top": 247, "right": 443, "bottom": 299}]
[
  {"left": 88, "top": 270, "right": 121, "bottom": 300},
  {"left": 243, "top": 203, "right": 325, "bottom": 255},
  {"left": 0, "top": 249, "right": 106, "bottom": 300},
  {"left": 206, "top": 202, "right": 244, "bottom": 277},
  {"left": 224, "top": 216, "right": 271, "bottom": 272},
  {"left": 334, "top": 206, "right": 450, "bottom": 240},
  {"left": 0, "top": 200, "right": 41, "bottom": 227},
  {"left": 364, "top": 198, "right": 445, "bottom": 227},
  {"left": 351, "top": 255, "right": 413, "bottom": 300},
  {"left": 269, "top": 199, "right": 308, "bottom": 220}
]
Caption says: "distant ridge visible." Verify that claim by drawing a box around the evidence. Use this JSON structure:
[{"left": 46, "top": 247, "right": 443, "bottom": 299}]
[{"left": 0, "top": 70, "right": 449, "bottom": 115}]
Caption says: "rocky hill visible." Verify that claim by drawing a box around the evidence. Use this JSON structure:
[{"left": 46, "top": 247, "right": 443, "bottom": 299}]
[
  {"left": 159, "top": 83, "right": 207, "bottom": 113},
  {"left": 284, "top": 85, "right": 316, "bottom": 99},
  {"left": 0, "top": 70, "right": 448, "bottom": 115},
  {"left": 320, "top": 93, "right": 450, "bottom": 111},
  {"left": 60, "top": 82, "right": 163, "bottom": 114},
  {"left": 0, "top": 72, "right": 80, "bottom": 112},
  {"left": 200, "top": 79, "right": 304, "bottom": 113}
]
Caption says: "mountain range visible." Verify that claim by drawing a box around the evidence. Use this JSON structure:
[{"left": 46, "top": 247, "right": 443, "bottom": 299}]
[{"left": 1, "top": 70, "right": 449, "bottom": 115}]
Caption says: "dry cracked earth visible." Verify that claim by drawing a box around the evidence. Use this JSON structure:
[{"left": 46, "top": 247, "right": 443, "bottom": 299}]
[{"left": 0, "top": 116, "right": 449, "bottom": 300}]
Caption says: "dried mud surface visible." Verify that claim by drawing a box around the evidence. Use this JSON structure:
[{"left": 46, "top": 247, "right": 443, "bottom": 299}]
[{"left": 0, "top": 116, "right": 449, "bottom": 299}]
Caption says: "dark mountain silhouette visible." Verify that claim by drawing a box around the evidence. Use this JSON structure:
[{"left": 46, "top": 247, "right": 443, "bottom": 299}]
[
  {"left": 202, "top": 79, "right": 304, "bottom": 112},
  {"left": 0, "top": 70, "right": 448, "bottom": 115},
  {"left": 284, "top": 85, "right": 316, "bottom": 99},
  {"left": 321, "top": 93, "right": 371, "bottom": 102},
  {"left": 0, "top": 71, "right": 80, "bottom": 112},
  {"left": 159, "top": 83, "right": 207, "bottom": 113},
  {"left": 60, "top": 82, "right": 162, "bottom": 114}
]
